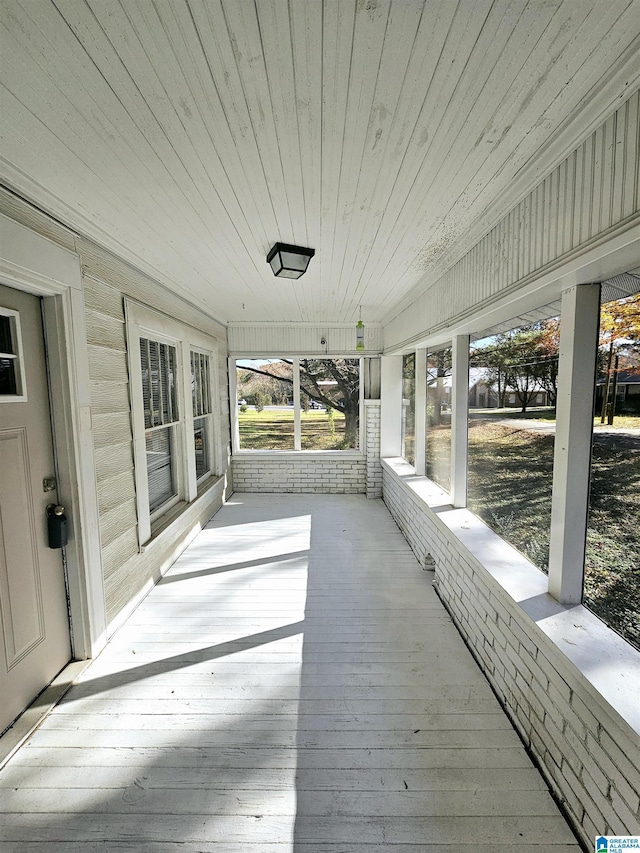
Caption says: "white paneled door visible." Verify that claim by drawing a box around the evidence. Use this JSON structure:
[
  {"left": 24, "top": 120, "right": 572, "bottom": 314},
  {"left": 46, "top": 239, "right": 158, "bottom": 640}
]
[{"left": 0, "top": 285, "right": 71, "bottom": 733}]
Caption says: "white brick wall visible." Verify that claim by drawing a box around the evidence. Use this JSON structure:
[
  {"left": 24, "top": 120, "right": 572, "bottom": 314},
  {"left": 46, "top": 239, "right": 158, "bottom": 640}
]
[
  {"left": 231, "top": 401, "right": 383, "bottom": 496},
  {"left": 232, "top": 454, "right": 366, "bottom": 493},
  {"left": 365, "top": 401, "right": 382, "bottom": 499},
  {"left": 382, "top": 461, "right": 640, "bottom": 845}
]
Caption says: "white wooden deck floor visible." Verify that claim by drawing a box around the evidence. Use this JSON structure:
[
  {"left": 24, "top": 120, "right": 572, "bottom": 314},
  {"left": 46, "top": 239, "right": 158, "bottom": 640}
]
[{"left": 0, "top": 494, "right": 581, "bottom": 852}]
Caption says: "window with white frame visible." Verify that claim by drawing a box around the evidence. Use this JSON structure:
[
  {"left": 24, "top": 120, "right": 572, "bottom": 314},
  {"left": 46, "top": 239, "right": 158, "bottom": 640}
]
[
  {"left": 389, "top": 286, "right": 639, "bottom": 652},
  {"left": 139, "top": 337, "right": 179, "bottom": 514},
  {"left": 401, "top": 353, "right": 415, "bottom": 465},
  {"left": 234, "top": 357, "right": 362, "bottom": 451},
  {"left": 191, "top": 349, "right": 213, "bottom": 481},
  {"left": 467, "top": 320, "right": 558, "bottom": 573},
  {"left": 127, "top": 301, "right": 219, "bottom": 544},
  {"left": 425, "top": 346, "right": 452, "bottom": 492}
]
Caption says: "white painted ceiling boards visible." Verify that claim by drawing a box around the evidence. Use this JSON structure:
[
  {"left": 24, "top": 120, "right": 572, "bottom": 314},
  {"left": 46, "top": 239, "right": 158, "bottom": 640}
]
[{"left": 1, "top": 0, "right": 639, "bottom": 325}]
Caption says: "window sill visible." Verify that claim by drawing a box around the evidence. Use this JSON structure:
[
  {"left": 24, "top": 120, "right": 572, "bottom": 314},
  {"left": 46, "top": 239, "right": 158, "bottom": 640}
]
[
  {"left": 233, "top": 450, "right": 365, "bottom": 459},
  {"left": 141, "top": 475, "right": 225, "bottom": 553},
  {"left": 382, "top": 456, "right": 640, "bottom": 738}
]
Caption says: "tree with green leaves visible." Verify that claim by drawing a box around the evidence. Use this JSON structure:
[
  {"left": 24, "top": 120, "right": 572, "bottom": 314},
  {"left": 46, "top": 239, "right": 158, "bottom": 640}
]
[
  {"left": 237, "top": 358, "right": 360, "bottom": 447},
  {"left": 471, "top": 324, "right": 558, "bottom": 412}
]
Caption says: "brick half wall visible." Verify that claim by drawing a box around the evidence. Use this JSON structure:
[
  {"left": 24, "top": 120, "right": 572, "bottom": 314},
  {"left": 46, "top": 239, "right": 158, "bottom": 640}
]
[
  {"left": 231, "top": 401, "right": 383, "bottom": 495},
  {"left": 382, "top": 458, "right": 640, "bottom": 845},
  {"left": 231, "top": 454, "right": 366, "bottom": 493}
]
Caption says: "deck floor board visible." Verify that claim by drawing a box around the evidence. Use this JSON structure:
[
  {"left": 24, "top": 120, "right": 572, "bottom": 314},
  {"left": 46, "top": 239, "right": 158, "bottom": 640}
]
[{"left": 0, "top": 493, "right": 580, "bottom": 849}]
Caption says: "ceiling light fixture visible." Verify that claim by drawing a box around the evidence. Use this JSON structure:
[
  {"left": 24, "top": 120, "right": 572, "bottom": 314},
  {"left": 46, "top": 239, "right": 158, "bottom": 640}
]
[{"left": 266, "top": 243, "right": 315, "bottom": 279}]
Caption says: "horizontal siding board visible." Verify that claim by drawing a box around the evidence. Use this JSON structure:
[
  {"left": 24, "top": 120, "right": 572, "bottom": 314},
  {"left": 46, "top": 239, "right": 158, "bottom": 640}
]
[
  {"left": 82, "top": 277, "right": 124, "bottom": 320},
  {"left": 77, "top": 239, "right": 226, "bottom": 342},
  {"left": 99, "top": 498, "right": 138, "bottom": 549},
  {"left": 90, "top": 380, "right": 130, "bottom": 416},
  {"left": 97, "top": 470, "right": 136, "bottom": 516},
  {"left": 88, "top": 345, "right": 128, "bottom": 384},
  {"left": 102, "top": 529, "right": 140, "bottom": 585},
  {"left": 94, "top": 442, "right": 133, "bottom": 481},
  {"left": 85, "top": 309, "right": 126, "bottom": 351},
  {"left": 91, "top": 412, "right": 132, "bottom": 450},
  {"left": 0, "top": 187, "right": 77, "bottom": 252}
]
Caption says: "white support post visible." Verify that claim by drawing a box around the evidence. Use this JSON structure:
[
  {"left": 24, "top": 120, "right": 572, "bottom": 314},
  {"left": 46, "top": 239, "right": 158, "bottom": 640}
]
[
  {"left": 414, "top": 349, "right": 427, "bottom": 475},
  {"left": 228, "top": 357, "right": 240, "bottom": 454},
  {"left": 451, "top": 335, "right": 469, "bottom": 507},
  {"left": 293, "top": 357, "right": 301, "bottom": 451},
  {"left": 548, "top": 284, "right": 600, "bottom": 604},
  {"left": 380, "top": 356, "right": 403, "bottom": 458}
]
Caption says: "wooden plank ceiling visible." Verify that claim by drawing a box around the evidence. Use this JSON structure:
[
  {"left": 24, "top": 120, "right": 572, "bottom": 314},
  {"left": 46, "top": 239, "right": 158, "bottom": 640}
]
[{"left": 1, "top": 0, "right": 639, "bottom": 325}]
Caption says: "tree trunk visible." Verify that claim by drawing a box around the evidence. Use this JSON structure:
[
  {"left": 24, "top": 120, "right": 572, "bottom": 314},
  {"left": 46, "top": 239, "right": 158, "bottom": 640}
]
[
  {"left": 600, "top": 341, "right": 614, "bottom": 423},
  {"left": 343, "top": 408, "right": 359, "bottom": 447}
]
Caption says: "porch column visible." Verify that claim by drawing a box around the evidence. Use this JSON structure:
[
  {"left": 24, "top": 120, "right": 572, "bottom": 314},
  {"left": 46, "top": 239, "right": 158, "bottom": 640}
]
[
  {"left": 548, "top": 284, "right": 600, "bottom": 604},
  {"left": 414, "top": 349, "right": 427, "bottom": 475},
  {"left": 293, "top": 357, "right": 301, "bottom": 451},
  {"left": 380, "top": 356, "right": 403, "bottom": 457},
  {"left": 451, "top": 335, "right": 469, "bottom": 508}
]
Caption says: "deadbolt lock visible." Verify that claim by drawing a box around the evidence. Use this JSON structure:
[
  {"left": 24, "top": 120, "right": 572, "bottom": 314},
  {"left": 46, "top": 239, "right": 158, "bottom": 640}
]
[{"left": 46, "top": 503, "right": 68, "bottom": 549}]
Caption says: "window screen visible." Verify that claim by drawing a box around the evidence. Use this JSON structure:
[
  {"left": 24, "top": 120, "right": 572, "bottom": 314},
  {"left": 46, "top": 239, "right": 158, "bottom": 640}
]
[
  {"left": 191, "top": 351, "right": 212, "bottom": 479},
  {"left": 140, "top": 338, "right": 178, "bottom": 428},
  {"left": 191, "top": 351, "right": 212, "bottom": 416}
]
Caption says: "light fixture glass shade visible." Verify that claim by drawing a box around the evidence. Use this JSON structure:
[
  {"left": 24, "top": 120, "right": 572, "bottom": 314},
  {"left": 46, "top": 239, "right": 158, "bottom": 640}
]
[
  {"left": 356, "top": 319, "right": 365, "bottom": 351},
  {"left": 267, "top": 243, "right": 315, "bottom": 279}
]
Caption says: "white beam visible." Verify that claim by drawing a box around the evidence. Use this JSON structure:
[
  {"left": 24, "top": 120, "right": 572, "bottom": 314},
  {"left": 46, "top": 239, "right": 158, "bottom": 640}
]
[
  {"left": 414, "top": 350, "right": 427, "bottom": 475},
  {"left": 293, "top": 358, "right": 301, "bottom": 451},
  {"left": 548, "top": 284, "right": 600, "bottom": 604},
  {"left": 451, "top": 335, "right": 469, "bottom": 507},
  {"left": 380, "top": 356, "right": 403, "bottom": 457}
]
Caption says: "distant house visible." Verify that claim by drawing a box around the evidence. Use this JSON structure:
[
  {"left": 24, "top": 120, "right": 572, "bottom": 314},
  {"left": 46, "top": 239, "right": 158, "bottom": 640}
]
[
  {"left": 468, "top": 367, "right": 550, "bottom": 409},
  {"left": 595, "top": 370, "right": 640, "bottom": 413},
  {"left": 468, "top": 368, "right": 499, "bottom": 408}
]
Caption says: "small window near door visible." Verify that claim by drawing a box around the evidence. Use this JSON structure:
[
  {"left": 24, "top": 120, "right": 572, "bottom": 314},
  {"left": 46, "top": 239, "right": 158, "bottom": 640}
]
[{"left": 0, "top": 308, "right": 27, "bottom": 401}]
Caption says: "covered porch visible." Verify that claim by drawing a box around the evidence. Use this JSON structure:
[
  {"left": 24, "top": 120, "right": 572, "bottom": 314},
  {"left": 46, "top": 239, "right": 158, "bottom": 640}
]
[{"left": 0, "top": 493, "right": 580, "bottom": 850}]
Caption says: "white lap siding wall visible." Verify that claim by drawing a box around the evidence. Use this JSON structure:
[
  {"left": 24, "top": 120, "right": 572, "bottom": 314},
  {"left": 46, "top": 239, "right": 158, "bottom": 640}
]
[{"left": 0, "top": 188, "right": 232, "bottom": 632}]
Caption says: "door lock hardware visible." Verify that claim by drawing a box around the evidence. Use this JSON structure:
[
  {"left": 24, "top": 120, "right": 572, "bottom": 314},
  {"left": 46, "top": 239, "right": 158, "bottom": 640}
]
[
  {"left": 43, "top": 478, "right": 56, "bottom": 492},
  {"left": 46, "top": 504, "right": 68, "bottom": 549}
]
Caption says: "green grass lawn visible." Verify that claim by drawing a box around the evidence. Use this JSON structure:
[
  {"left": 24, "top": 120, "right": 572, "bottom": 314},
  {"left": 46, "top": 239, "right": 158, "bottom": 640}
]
[
  {"left": 238, "top": 407, "right": 351, "bottom": 451},
  {"left": 425, "top": 425, "right": 451, "bottom": 492}
]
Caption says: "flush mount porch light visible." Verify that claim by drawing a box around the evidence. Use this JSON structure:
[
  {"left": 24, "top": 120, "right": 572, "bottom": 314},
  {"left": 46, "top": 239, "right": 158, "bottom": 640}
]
[{"left": 266, "top": 243, "right": 315, "bottom": 279}]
